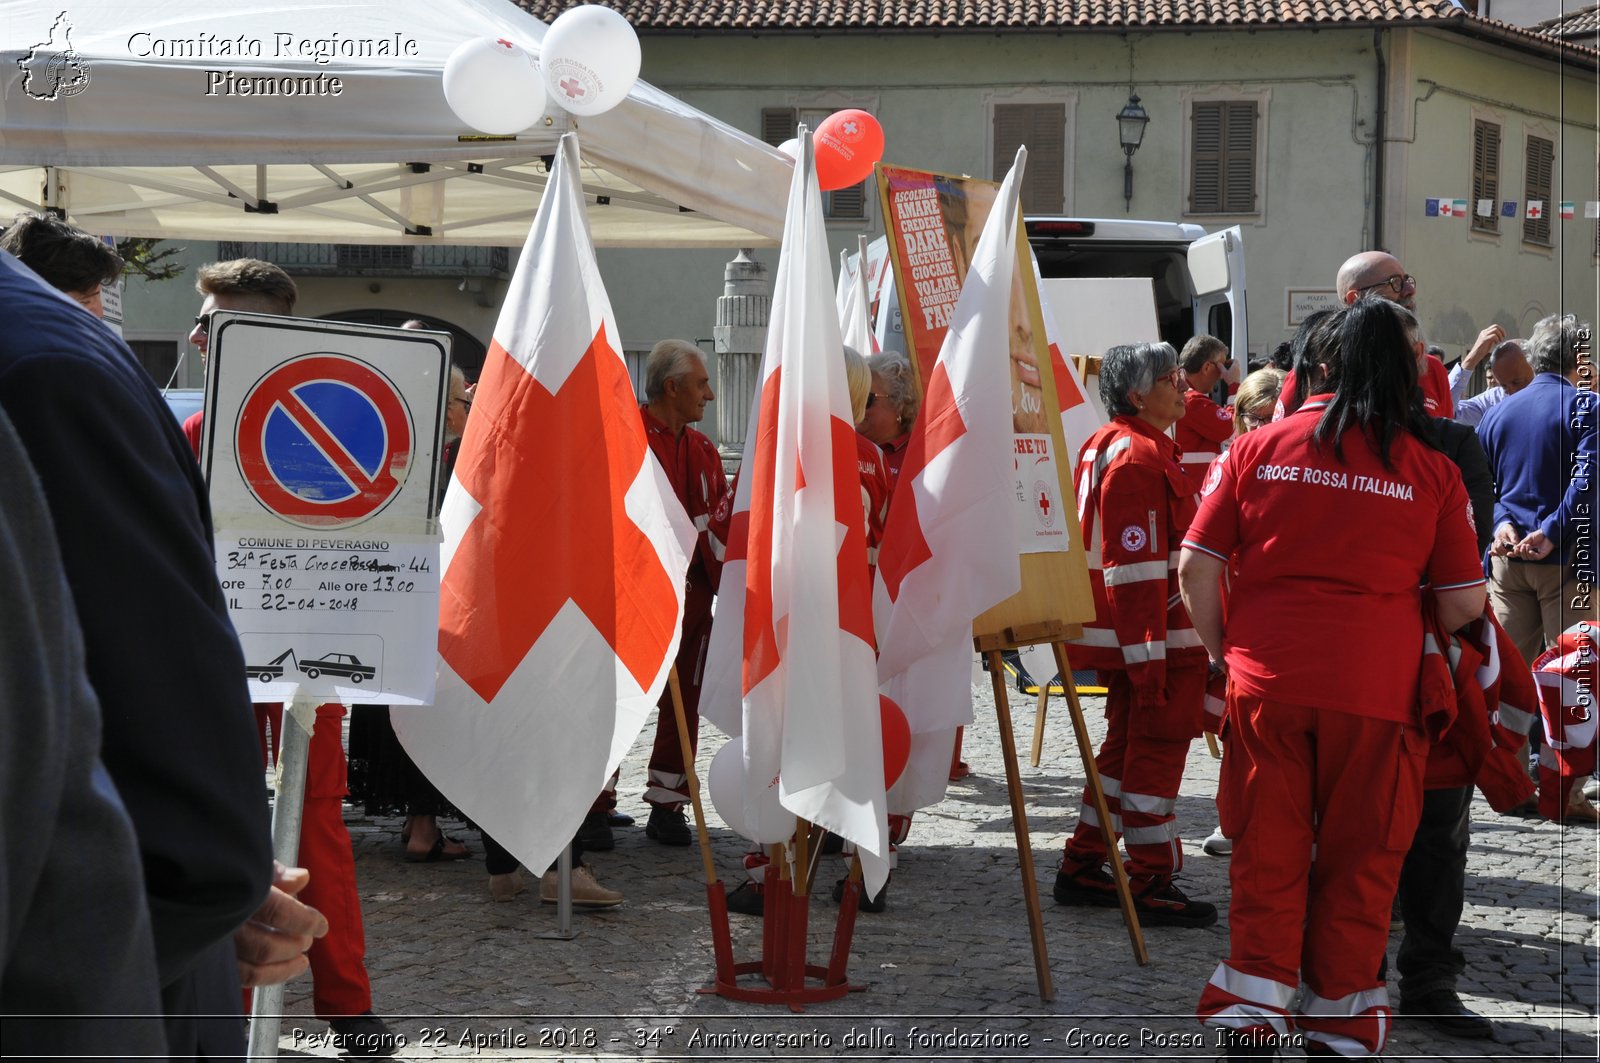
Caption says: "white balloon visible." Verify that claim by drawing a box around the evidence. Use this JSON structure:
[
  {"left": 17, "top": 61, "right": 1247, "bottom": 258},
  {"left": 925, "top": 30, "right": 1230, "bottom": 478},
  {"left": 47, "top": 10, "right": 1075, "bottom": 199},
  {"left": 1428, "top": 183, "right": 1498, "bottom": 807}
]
[
  {"left": 708, "top": 738, "right": 796, "bottom": 845},
  {"left": 443, "top": 37, "right": 546, "bottom": 135},
  {"left": 541, "top": 5, "right": 641, "bottom": 117},
  {"left": 776, "top": 138, "right": 800, "bottom": 161}
]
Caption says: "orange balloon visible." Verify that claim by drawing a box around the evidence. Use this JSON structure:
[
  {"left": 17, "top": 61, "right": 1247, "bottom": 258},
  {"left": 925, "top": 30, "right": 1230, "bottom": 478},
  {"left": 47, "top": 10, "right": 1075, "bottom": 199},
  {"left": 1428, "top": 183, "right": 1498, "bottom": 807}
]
[
  {"left": 879, "top": 694, "right": 911, "bottom": 789},
  {"left": 814, "top": 109, "right": 885, "bottom": 191}
]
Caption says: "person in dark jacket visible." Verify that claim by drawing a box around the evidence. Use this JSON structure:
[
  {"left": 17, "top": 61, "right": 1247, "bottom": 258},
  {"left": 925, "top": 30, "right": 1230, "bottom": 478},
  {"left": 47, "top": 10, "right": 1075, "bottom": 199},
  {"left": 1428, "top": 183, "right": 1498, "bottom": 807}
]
[{"left": 0, "top": 248, "right": 316, "bottom": 1059}]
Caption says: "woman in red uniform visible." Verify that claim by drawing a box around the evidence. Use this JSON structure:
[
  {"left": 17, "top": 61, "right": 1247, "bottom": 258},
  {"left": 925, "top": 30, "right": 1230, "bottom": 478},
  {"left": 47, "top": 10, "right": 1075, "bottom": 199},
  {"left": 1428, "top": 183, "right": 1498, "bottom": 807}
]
[
  {"left": 857, "top": 351, "right": 919, "bottom": 489},
  {"left": 1056, "top": 341, "right": 1217, "bottom": 927},
  {"left": 1175, "top": 334, "right": 1235, "bottom": 491},
  {"left": 1181, "top": 298, "right": 1486, "bottom": 1058}
]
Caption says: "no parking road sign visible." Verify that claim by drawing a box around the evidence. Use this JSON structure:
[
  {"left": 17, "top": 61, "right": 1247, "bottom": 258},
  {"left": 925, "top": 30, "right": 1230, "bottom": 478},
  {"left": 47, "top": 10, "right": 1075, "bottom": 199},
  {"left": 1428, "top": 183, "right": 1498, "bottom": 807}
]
[
  {"left": 236, "top": 353, "right": 413, "bottom": 529},
  {"left": 199, "top": 312, "right": 450, "bottom": 706}
]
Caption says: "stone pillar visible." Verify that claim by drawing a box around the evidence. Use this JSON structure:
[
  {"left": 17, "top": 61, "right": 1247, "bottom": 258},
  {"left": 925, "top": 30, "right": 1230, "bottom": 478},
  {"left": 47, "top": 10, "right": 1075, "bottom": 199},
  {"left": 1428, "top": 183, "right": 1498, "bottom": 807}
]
[{"left": 711, "top": 248, "right": 771, "bottom": 461}]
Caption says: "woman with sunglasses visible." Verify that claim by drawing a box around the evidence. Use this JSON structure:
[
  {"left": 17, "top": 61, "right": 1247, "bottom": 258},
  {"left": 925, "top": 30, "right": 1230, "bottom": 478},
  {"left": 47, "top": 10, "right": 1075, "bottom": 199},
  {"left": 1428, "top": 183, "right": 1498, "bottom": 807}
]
[
  {"left": 1054, "top": 341, "right": 1218, "bottom": 927},
  {"left": 1175, "top": 334, "right": 1236, "bottom": 491}
]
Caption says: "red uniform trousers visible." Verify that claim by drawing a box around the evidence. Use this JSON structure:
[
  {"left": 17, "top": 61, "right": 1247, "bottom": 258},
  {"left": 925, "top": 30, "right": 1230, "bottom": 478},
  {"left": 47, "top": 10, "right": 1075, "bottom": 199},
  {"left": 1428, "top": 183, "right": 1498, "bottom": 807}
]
[
  {"left": 254, "top": 703, "right": 374, "bottom": 1019},
  {"left": 1196, "top": 692, "right": 1428, "bottom": 1057},
  {"left": 1063, "top": 665, "right": 1205, "bottom": 884},
  {"left": 644, "top": 581, "right": 714, "bottom": 810}
]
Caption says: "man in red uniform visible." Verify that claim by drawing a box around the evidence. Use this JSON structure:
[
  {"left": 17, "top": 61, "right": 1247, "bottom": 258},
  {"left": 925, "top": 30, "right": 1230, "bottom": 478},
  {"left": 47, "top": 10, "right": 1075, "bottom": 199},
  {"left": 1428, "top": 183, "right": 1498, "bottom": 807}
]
[
  {"left": 1181, "top": 306, "right": 1487, "bottom": 1055},
  {"left": 1057, "top": 343, "right": 1217, "bottom": 927},
  {"left": 1175, "top": 334, "right": 1235, "bottom": 491},
  {"left": 188, "top": 258, "right": 393, "bottom": 1054},
  {"left": 632, "top": 340, "right": 730, "bottom": 845}
]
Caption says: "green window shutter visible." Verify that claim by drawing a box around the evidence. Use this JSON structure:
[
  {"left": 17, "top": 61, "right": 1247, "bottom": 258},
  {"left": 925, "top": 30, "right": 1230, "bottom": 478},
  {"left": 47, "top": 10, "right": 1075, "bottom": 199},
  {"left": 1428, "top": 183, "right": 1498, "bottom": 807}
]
[
  {"left": 761, "top": 107, "right": 797, "bottom": 146},
  {"left": 1223, "top": 102, "right": 1257, "bottom": 213},
  {"left": 1524, "top": 135, "right": 1553, "bottom": 245},
  {"left": 1472, "top": 120, "right": 1501, "bottom": 234},
  {"left": 993, "top": 103, "right": 1066, "bottom": 214},
  {"left": 1190, "top": 101, "right": 1257, "bottom": 215},
  {"left": 1190, "top": 102, "right": 1223, "bottom": 213}
]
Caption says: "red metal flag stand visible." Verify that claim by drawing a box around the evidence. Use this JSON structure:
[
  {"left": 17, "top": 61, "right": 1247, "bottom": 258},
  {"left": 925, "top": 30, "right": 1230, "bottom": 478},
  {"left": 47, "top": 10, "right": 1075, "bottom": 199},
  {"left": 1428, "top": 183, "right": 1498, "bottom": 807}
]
[{"left": 667, "top": 670, "right": 868, "bottom": 1010}]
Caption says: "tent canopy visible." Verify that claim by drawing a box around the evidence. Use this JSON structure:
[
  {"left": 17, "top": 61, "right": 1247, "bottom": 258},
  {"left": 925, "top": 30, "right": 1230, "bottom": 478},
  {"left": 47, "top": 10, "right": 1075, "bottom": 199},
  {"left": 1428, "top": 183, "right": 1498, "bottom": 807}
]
[{"left": 0, "top": 0, "right": 790, "bottom": 246}]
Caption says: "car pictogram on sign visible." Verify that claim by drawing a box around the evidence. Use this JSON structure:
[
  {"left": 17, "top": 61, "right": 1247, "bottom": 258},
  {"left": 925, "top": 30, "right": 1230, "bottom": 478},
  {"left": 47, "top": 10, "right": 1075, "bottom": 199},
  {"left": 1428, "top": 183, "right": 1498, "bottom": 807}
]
[{"left": 235, "top": 353, "right": 414, "bottom": 529}]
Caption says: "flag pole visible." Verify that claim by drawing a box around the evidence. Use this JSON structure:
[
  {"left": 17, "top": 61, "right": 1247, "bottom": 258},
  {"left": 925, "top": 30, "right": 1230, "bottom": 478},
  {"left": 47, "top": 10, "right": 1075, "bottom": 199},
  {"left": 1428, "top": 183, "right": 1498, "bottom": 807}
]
[
  {"left": 669, "top": 667, "right": 736, "bottom": 982},
  {"left": 246, "top": 693, "right": 317, "bottom": 1058},
  {"left": 667, "top": 667, "right": 718, "bottom": 886}
]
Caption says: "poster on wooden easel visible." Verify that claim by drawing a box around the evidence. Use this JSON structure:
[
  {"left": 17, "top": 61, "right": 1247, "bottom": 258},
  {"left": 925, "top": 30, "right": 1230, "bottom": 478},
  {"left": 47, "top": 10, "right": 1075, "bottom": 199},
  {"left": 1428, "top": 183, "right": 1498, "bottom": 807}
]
[{"left": 876, "top": 163, "right": 1095, "bottom": 638}]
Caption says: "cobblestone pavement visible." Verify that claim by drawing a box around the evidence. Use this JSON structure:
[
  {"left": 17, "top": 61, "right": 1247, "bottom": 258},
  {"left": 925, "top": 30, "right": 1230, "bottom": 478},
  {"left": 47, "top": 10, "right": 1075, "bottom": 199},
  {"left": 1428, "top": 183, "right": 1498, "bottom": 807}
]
[{"left": 274, "top": 675, "right": 1598, "bottom": 1061}]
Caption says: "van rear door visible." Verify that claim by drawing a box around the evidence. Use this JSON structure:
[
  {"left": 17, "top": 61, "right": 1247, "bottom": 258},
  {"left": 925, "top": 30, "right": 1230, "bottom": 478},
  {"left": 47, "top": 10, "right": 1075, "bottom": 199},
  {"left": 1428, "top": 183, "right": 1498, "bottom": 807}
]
[{"left": 1187, "top": 226, "right": 1248, "bottom": 381}]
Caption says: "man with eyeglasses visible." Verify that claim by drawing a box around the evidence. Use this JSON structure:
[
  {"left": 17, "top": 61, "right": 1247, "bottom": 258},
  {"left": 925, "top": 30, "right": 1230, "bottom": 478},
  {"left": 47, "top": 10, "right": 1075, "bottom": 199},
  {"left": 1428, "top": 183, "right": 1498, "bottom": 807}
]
[
  {"left": 1175, "top": 334, "right": 1235, "bottom": 491},
  {"left": 1334, "top": 251, "right": 1463, "bottom": 418},
  {"left": 188, "top": 257, "right": 398, "bottom": 1055}
]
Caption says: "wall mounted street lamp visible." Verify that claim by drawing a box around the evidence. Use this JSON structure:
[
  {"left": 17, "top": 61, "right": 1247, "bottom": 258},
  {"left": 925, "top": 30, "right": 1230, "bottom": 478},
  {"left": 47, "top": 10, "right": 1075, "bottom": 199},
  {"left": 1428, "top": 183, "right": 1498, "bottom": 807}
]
[{"left": 1116, "top": 92, "right": 1150, "bottom": 213}]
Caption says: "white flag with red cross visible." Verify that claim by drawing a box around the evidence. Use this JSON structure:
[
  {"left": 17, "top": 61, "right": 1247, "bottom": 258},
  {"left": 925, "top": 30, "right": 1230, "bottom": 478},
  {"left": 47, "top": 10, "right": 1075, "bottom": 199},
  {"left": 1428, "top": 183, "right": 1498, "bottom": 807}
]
[
  {"left": 394, "top": 134, "right": 694, "bottom": 876},
  {"left": 873, "top": 149, "right": 1028, "bottom": 771},
  {"left": 700, "top": 131, "right": 890, "bottom": 893}
]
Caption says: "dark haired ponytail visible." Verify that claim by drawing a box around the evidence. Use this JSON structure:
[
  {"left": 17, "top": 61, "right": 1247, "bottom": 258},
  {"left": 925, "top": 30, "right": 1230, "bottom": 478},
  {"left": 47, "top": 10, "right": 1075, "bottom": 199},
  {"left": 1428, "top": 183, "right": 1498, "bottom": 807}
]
[{"left": 1312, "top": 297, "right": 1437, "bottom": 469}]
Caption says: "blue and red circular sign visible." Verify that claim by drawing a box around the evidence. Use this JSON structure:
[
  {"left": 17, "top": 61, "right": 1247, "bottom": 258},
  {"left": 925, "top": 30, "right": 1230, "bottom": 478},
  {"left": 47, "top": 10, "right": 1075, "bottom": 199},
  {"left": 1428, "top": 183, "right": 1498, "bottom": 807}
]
[{"left": 236, "top": 353, "right": 414, "bottom": 529}]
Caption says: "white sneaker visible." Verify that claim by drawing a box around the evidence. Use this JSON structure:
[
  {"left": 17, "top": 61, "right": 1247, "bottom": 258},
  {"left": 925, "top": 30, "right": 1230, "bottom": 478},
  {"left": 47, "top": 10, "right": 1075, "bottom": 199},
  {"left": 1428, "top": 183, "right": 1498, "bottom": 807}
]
[{"left": 1202, "top": 826, "right": 1232, "bottom": 857}]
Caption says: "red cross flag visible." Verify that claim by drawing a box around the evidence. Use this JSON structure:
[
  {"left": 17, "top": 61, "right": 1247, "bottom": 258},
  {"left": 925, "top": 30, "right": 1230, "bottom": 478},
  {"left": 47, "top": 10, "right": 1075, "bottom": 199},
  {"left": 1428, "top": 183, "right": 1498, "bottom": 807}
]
[
  {"left": 872, "top": 150, "right": 1028, "bottom": 811},
  {"left": 394, "top": 134, "right": 694, "bottom": 876},
  {"left": 1526, "top": 200, "right": 1544, "bottom": 220},
  {"left": 700, "top": 131, "right": 890, "bottom": 894}
]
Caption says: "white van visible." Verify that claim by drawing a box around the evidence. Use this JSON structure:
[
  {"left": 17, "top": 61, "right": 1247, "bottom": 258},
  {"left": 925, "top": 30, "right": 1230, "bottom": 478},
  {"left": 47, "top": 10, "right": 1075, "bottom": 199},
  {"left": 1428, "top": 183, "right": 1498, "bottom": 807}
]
[{"left": 1025, "top": 217, "right": 1249, "bottom": 387}]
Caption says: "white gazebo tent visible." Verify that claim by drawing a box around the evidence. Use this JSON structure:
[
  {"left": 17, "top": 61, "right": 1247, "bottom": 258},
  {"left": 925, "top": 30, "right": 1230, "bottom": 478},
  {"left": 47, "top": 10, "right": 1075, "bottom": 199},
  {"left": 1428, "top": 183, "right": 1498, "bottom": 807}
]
[{"left": 0, "top": 0, "right": 790, "bottom": 247}]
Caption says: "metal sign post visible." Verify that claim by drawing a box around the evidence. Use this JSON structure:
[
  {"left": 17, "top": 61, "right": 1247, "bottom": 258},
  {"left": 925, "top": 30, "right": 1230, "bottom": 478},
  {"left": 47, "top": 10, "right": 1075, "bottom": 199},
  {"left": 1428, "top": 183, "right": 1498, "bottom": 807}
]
[{"left": 246, "top": 694, "right": 317, "bottom": 1058}]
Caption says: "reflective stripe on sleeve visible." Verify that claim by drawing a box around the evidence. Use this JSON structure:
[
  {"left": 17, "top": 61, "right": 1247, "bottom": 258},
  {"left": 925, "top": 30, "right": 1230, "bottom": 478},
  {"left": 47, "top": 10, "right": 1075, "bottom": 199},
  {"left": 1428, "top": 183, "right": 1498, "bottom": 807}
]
[
  {"left": 1494, "top": 701, "right": 1536, "bottom": 736},
  {"left": 1103, "top": 560, "right": 1169, "bottom": 586}
]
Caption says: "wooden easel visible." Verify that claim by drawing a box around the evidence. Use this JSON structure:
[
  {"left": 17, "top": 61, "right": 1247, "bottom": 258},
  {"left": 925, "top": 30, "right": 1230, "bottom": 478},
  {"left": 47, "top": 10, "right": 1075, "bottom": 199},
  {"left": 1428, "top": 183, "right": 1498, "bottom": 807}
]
[{"left": 977, "top": 625, "right": 1150, "bottom": 987}]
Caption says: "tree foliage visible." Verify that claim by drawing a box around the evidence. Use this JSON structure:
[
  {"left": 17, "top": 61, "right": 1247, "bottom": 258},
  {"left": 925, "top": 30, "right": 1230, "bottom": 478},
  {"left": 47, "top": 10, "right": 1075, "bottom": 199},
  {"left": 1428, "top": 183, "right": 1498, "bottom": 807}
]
[{"left": 116, "top": 237, "right": 186, "bottom": 283}]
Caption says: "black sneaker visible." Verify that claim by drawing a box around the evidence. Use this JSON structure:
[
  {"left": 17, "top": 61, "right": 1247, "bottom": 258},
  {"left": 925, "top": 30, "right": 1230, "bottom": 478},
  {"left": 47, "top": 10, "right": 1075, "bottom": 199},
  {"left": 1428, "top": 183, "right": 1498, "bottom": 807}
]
[
  {"left": 327, "top": 1012, "right": 400, "bottom": 1058},
  {"left": 1052, "top": 862, "right": 1119, "bottom": 907},
  {"left": 1134, "top": 879, "right": 1218, "bottom": 928},
  {"left": 1399, "top": 987, "right": 1495, "bottom": 1039},
  {"left": 575, "top": 809, "right": 614, "bottom": 852},
  {"left": 724, "top": 881, "right": 764, "bottom": 917},
  {"left": 645, "top": 805, "right": 693, "bottom": 846},
  {"left": 831, "top": 874, "right": 888, "bottom": 912}
]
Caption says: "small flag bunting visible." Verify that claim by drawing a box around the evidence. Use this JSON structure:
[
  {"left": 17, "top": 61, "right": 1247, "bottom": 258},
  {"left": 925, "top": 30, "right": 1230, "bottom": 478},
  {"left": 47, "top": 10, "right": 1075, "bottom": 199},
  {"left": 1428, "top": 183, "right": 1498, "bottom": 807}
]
[
  {"left": 1501, "top": 201, "right": 1518, "bottom": 218},
  {"left": 1586, "top": 201, "right": 1600, "bottom": 219},
  {"left": 1560, "top": 201, "right": 1575, "bottom": 220},
  {"left": 1476, "top": 198, "right": 1494, "bottom": 217},
  {"left": 1526, "top": 200, "right": 1544, "bottom": 220},
  {"left": 1425, "top": 198, "right": 1441, "bottom": 217},
  {"left": 1452, "top": 199, "right": 1468, "bottom": 217}
]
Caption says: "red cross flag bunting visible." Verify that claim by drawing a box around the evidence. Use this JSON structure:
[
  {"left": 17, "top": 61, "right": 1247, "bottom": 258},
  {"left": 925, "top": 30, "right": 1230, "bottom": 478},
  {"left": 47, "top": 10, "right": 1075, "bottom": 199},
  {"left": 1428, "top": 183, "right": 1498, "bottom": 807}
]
[
  {"left": 872, "top": 149, "right": 1028, "bottom": 811},
  {"left": 699, "top": 131, "right": 891, "bottom": 896},
  {"left": 393, "top": 134, "right": 694, "bottom": 877}
]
